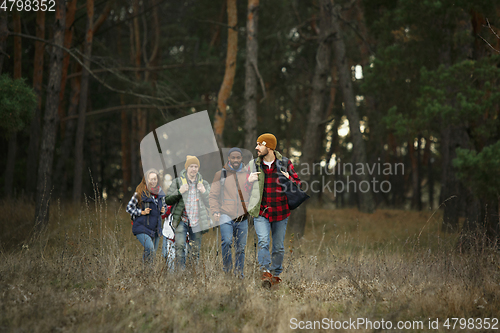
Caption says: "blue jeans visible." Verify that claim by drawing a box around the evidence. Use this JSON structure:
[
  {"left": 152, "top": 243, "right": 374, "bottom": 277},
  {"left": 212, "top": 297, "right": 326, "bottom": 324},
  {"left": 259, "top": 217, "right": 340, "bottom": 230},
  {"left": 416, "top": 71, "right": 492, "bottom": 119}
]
[
  {"left": 253, "top": 216, "right": 288, "bottom": 276},
  {"left": 136, "top": 233, "right": 160, "bottom": 264},
  {"left": 174, "top": 221, "right": 202, "bottom": 269},
  {"left": 220, "top": 214, "right": 248, "bottom": 277}
]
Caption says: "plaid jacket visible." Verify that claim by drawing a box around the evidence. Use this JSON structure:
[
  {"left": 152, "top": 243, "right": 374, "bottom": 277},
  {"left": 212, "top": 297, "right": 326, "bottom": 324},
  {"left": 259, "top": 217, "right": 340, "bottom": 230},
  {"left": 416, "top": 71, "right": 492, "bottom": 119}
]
[
  {"left": 181, "top": 181, "right": 200, "bottom": 227},
  {"left": 126, "top": 191, "right": 162, "bottom": 219},
  {"left": 245, "top": 154, "right": 301, "bottom": 222}
]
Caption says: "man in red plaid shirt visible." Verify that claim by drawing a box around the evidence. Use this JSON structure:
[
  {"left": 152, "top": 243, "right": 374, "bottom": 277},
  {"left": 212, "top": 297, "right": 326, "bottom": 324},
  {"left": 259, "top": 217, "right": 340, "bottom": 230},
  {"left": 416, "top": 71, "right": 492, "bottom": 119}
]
[{"left": 246, "top": 133, "right": 301, "bottom": 286}]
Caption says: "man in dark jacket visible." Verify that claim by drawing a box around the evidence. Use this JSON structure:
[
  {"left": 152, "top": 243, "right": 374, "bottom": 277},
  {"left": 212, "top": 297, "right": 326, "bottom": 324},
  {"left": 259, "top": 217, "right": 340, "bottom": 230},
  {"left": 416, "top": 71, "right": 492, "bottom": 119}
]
[
  {"left": 165, "top": 155, "right": 211, "bottom": 269},
  {"left": 209, "top": 147, "right": 250, "bottom": 278}
]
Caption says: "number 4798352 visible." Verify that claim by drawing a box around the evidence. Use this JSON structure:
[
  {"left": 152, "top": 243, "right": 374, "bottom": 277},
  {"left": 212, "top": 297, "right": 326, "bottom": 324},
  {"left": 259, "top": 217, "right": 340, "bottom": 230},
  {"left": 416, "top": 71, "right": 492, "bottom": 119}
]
[{"left": 1, "top": 0, "right": 56, "bottom": 11}]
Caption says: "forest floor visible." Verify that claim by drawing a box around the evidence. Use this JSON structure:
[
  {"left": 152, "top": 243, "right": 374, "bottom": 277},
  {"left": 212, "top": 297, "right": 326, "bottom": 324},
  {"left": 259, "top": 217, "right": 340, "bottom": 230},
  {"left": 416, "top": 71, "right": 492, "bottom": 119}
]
[{"left": 1, "top": 198, "right": 499, "bottom": 332}]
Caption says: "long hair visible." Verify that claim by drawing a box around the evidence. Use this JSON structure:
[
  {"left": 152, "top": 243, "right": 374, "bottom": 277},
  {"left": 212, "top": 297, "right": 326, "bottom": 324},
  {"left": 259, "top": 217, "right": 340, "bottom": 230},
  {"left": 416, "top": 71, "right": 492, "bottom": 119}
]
[{"left": 135, "top": 169, "right": 160, "bottom": 206}]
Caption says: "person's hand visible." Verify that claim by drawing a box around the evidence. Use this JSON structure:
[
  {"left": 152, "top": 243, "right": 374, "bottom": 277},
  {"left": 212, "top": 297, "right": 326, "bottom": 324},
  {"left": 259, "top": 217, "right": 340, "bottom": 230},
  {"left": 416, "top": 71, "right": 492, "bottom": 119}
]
[
  {"left": 141, "top": 208, "right": 152, "bottom": 215},
  {"left": 213, "top": 212, "right": 220, "bottom": 222},
  {"left": 248, "top": 172, "right": 260, "bottom": 183},
  {"left": 197, "top": 183, "right": 206, "bottom": 193},
  {"left": 160, "top": 206, "right": 166, "bottom": 214},
  {"left": 281, "top": 170, "right": 290, "bottom": 179},
  {"left": 179, "top": 184, "right": 189, "bottom": 194}
]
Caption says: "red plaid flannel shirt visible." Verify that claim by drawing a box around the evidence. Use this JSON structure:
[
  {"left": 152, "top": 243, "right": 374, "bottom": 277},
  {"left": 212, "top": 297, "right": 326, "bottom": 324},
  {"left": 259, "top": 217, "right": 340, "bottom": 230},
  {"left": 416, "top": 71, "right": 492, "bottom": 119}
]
[{"left": 246, "top": 157, "right": 301, "bottom": 222}]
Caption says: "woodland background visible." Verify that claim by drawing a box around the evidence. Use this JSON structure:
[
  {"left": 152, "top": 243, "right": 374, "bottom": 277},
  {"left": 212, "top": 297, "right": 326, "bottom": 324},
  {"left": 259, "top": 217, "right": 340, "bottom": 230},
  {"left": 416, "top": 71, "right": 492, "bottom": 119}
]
[
  {"left": 1, "top": 1, "right": 500, "bottom": 332},
  {"left": 1, "top": 0, "right": 500, "bottom": 247}
]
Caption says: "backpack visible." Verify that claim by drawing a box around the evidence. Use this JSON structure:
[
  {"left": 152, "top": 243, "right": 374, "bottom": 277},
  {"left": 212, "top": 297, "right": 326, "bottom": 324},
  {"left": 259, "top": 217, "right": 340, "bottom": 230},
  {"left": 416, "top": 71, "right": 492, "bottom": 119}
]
[
  {"left": 256, "top": 156, "right": 310, "bottom": 210},
  {"left": 162, "top": 204, "right": 175, "bottom": 240},
  {"left": 174, "top": 174, "right": 214, "bottom": 229},
  {"left": 220, "top": 168, "right": 227, "bottom": 203}
]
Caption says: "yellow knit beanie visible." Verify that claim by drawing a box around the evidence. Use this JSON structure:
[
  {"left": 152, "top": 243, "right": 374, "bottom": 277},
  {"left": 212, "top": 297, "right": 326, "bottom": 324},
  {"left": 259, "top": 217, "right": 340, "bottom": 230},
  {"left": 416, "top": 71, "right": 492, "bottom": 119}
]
[{"left": 185, "top": 155, "right": 200, "bottom": 169}]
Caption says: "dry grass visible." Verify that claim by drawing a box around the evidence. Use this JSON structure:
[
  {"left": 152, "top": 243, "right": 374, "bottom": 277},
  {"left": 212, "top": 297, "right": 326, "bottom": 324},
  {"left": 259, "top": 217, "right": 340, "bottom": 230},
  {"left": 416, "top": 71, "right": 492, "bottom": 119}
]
[{"left": 1, "top": 197, "right": 499, "bottom": 332}]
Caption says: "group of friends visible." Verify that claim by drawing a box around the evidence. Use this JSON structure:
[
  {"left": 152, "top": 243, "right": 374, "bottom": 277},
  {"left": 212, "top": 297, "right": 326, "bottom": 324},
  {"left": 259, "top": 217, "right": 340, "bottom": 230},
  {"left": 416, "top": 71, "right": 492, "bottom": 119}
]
[{"left": 126, "top": 133, "right": 301, "bottom": 286}]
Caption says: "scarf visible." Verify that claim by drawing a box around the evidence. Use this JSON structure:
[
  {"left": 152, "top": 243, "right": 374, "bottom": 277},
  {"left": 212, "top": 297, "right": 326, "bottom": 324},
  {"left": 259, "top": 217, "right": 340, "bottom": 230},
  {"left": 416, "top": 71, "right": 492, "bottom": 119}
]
[
  {"left": 227, "top": 162, "right": 243, "bottom": 172},
  {"left": 149, "top": 184, "right": 160, "bottom": 195}
]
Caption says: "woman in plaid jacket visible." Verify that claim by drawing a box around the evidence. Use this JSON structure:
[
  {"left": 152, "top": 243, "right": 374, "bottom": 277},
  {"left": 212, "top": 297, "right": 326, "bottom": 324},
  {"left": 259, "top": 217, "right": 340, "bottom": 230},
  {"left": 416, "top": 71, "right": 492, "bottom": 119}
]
[{"left": 126, "top": 168, "right": 166, "bottom": 263}]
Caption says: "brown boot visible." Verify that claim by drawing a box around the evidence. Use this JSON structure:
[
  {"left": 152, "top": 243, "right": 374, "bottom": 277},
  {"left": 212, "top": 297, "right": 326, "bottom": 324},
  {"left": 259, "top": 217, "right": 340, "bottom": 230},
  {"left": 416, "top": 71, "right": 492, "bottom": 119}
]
[
  {"left": 272, "top": 276, "right": 282, "bottom": 285},
  {"left": 261, "top": 271, "right": 273, "bottom": 289}
]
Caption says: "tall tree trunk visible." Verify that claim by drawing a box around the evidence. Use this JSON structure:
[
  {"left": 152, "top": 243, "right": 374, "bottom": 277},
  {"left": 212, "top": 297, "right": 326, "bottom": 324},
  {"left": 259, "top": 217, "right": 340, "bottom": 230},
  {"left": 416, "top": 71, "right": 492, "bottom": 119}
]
[
  {"left": 93, "top": 0, "right": 113, "bottom": 35},
  {"left": 423, "top": 137, "right": 434, "bottom": 210},
  {"left": 35, "top": 0, "right": 66, "bottom": 230},
  {"left": 4, "top": 11, "right": 22, "bottom": 197},
  {"left": 131, "top": 120, "right": 138, "bottom": 184},
  {"left": 88, "top": 108, "right": 100, "bottom": 187},
  {"left": 12, "top": 11, "right": 21, "bottom": 78},
  {"left": 131, "top": 0, "right": 144, "bottom": 181},
  {"left": 318, "top": 67, "right": 338, "bottom": 204},
  {"left": 4, "top": 133, "right": 17, "bottom": 197},
  {"left": 121, "top": 105, "right": 131, "bottom": 194},
  {"left": 58, "top": 0, "right": 77, "bottom": 136},
  {"left": 73, "top": 0, "right": 94, "bottom": 202},
  {"left": 53, "top": 0, "right": 76, "bottom": 196},
  {"left": 116, "top": 25, "right": 131, "bottom": 195},
  {"left": 409, "top": 137, "right": 422, "bottom": 210},
  {"left": 0, "top": 9, "right": 8, "bottom": 74},
  {"left": 244, "top": 0, "right": 259, "bottom": 151},
  {"left": 55, "top": 62, "right": 81, "bottom": 197},
  {"left": 440, "top": 125, "right": 470, "bottom": 232},
  {"left": 416, "top": 135, "right": 422, "bottom": 210},
  {"left": 285, "top": 95, "right": 298, "bottom": 156},
  {"left": 144, "top": 0, "right": 160, "bottom": 83},
  {"left": 331, "top": 4, "right": 375, "bottom": 213},
  {"left": 214, "top": 0, "right": 238, "bottom": 147},
  {"left": 291, "top": 0, "right": 332, "bottom": 237},
  {"left": 25, "top": 11, "right": 46, "bottom": 198},
  {"left": 438, "top": 11, "right": 473, "bottom": 234}
]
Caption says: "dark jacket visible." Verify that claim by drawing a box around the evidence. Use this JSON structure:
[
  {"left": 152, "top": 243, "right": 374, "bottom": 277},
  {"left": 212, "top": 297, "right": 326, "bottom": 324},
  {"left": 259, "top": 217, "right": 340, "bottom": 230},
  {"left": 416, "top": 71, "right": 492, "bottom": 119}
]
[{"left": 132, "top": 190, "right": 165, "bottom": 237}]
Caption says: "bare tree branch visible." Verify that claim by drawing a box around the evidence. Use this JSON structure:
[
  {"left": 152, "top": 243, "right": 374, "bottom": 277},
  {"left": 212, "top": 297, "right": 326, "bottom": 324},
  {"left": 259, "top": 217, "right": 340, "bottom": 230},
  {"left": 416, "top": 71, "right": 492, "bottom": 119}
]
[
  {"left": 194, "top": 18, "right": 238, "bottom": 31},
  {"left": 479, "top": 18, "right": 500, "bottom": 53},
  {"left": 9, "top": 32, "right": 178, "bottom": 103},
  {"left": 66, "top": 62, "right": 217, "bottom": 79},
  {"left": 93, "top": 0, "right": 165, "bottom": 37},
  {"left": 60, "top": 101, "right": 213, "bottom": 121},
  {"left": 333, "top": 4, "right": 375, "bottom": 56},
  {"left": 251, "top": 59, "right": 266, "bottom": 102},
  {"left": 479, "top": 35, "right": 500, "bottom": 53},
  {"left": 485, "top": 18, "right": 500, "bottom": 40}
]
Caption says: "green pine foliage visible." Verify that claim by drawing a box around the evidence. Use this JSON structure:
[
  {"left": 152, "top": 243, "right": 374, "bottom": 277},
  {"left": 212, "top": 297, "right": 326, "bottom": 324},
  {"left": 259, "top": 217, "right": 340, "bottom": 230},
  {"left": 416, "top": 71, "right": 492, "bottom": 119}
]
[
  {"left": 417, "top": 56, "right": 500, "bottom": 140},
  {"left": 362, "top": 0, "right": 499, "bottom": 141},
  {"left": 384, "top": 56, "right": 500, "bottom": 140},
  {"left": 454, "top": 141, "right": 500, "bottom": 200},
  {"left": 416, "top": 56, "right": 500, "bottom": 202},
  {"left": 0, "top": 74, "right": 37, "bottom": 135}
]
